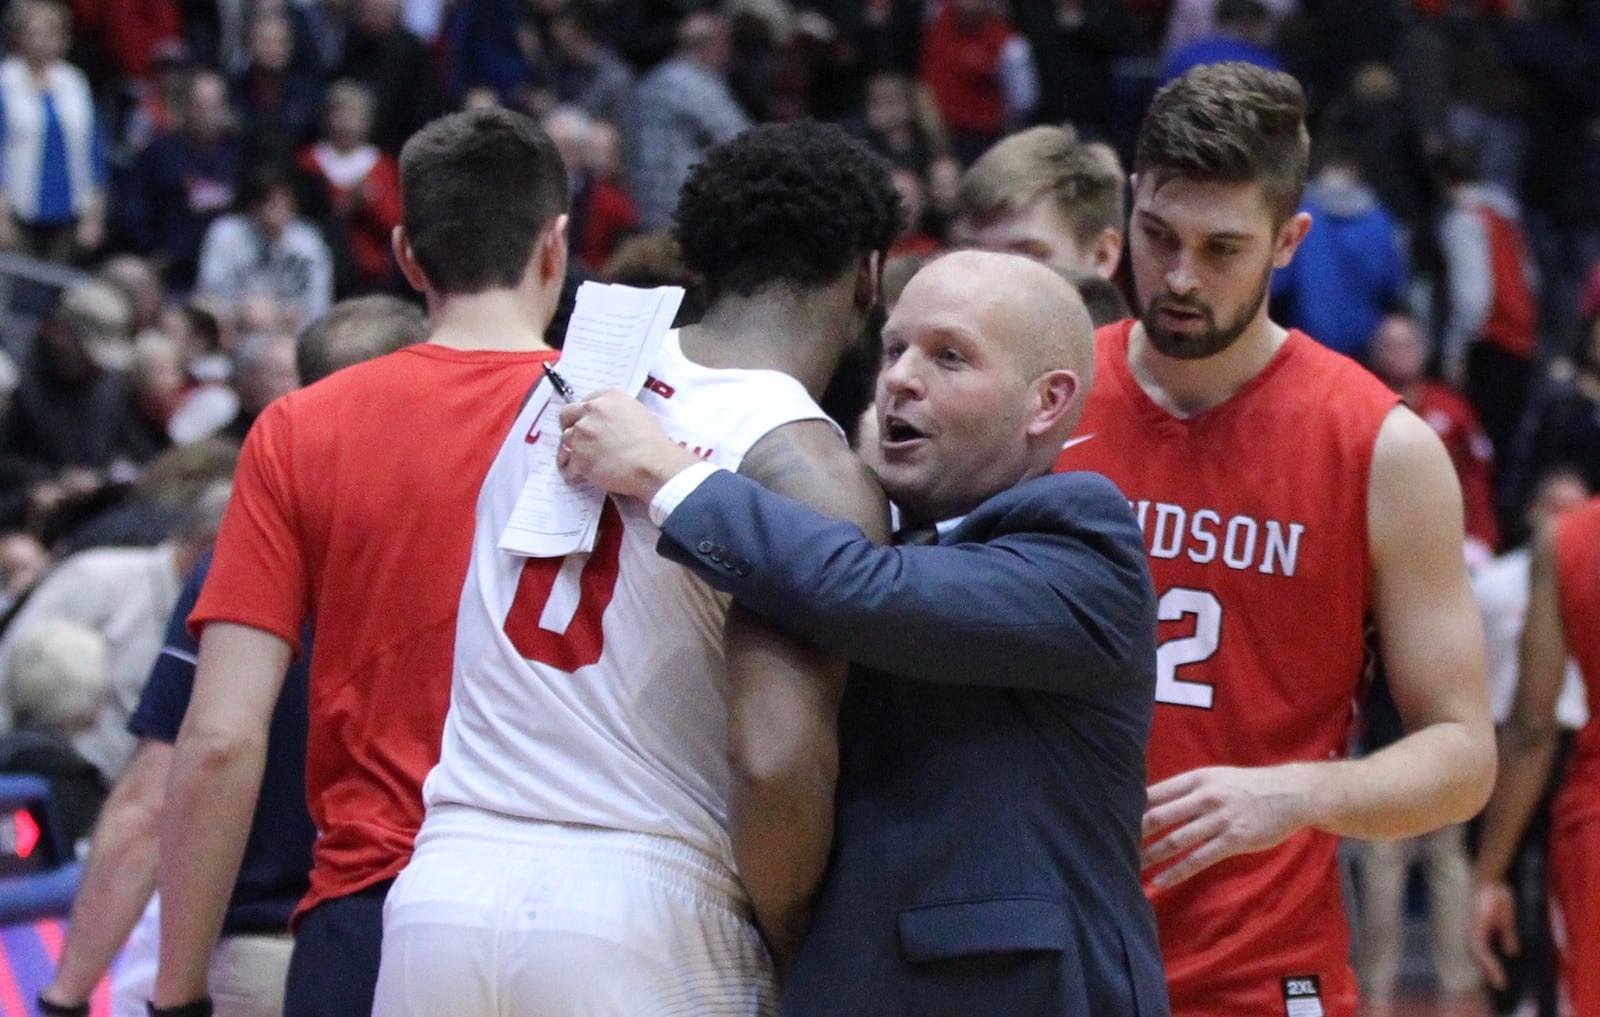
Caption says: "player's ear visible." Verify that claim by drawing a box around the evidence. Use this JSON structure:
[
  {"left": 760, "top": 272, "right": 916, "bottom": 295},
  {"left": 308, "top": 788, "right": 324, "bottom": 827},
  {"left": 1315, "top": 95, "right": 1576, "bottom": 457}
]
[
  {"left": 1272, "top": 211, "right": 1312, "bottom": 270},
  {"left": 540, "top": 214, "right": 570, "bottom": 285},
  {"left": 392, "top": 227, "right": 432, "bottom": 295},
  {"left": 855, "top": 251, "right": 881, "bottom": 312}
]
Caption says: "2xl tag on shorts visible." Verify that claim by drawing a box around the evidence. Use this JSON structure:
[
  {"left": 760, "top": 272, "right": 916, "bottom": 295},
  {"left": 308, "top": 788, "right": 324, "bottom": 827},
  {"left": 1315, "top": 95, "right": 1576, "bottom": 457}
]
[{"left": 1282, "top": 975, "right": 1324, "bottom": 1017}]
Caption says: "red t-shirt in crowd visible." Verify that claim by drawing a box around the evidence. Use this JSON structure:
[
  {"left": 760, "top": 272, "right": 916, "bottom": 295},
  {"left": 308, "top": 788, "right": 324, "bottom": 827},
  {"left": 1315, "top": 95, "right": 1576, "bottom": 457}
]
[
  {"left": 1410, "top": 380, "right": 1500, "bottom": 554},
  {"left": 191, "top": 342, "right": 559, "bottom": 921},
  {"left": 1059, "top": 321, "right": 1400, "bottom": 1017}
]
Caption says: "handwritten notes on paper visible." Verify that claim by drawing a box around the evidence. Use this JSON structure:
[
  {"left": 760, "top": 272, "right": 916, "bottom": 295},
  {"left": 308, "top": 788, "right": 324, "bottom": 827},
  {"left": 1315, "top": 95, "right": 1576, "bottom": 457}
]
[{"left": 498, "top": 283, "right": 684, "bottom": 558}]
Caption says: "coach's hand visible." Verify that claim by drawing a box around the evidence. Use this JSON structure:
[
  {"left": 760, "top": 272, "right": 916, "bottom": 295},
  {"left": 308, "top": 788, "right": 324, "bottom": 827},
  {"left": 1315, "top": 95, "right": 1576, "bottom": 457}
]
[
  {"left": 558, "top": 388, "right": 701, "bottom": 501},
  {"left": 1467, "top": 879, "right": 1518, "bottom": 990},
  {"left": 1140, "top": 764, "right": 1315, "bottom": 887}
]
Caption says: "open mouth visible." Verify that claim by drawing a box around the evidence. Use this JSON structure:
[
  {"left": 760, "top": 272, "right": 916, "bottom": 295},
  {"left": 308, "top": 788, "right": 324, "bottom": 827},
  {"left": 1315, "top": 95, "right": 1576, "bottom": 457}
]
[{"left": 881, "top": 415, "right": 928, "bottom": 449}]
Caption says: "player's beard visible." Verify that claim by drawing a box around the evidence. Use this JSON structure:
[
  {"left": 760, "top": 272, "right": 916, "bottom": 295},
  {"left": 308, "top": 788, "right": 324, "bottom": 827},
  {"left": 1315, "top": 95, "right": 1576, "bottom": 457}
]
[
  {"left": 820, "top": 298, "right": 887, "bottom": 445},
  {"left": 1141, "top": 260, "right": 1273, "bottom": 361}
]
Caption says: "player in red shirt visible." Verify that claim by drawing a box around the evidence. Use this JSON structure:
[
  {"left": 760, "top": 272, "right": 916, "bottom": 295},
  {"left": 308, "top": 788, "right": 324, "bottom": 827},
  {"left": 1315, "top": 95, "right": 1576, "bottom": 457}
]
[
  {"left": 151, "top": 108, "right": 571, "bottom": 1017},
  {"left": 1471, "top": 497, "right": 1600, "bottom": 1012},
  {"left": 1058, "top": 62, "right": 1496, "bottom": 1017}
]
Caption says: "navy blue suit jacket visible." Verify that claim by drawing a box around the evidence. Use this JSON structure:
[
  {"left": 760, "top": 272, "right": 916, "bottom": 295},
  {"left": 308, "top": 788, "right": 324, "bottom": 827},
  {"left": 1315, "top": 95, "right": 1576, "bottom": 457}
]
[{"left": 659, "top": 469, "right": 1168, "bottom": 1017}]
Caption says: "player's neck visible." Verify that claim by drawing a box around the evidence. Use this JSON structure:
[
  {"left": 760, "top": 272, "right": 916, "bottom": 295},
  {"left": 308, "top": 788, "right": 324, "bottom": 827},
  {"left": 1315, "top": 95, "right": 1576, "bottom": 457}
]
[
  {"left": 426, "top": 288, "right": 556, "bottom": 354},
  {"left": 681, "top": 292, "right": 847, "bottom": 400},
  {"left": 1128, "top": 315, "right": 1288, "bottom": 418}
]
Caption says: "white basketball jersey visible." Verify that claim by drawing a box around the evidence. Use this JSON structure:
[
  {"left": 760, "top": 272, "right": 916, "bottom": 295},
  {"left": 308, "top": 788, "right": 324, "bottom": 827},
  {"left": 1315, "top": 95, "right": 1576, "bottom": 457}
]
[{"left": 424, "top": 331, "right": 841, "bottom": 872}]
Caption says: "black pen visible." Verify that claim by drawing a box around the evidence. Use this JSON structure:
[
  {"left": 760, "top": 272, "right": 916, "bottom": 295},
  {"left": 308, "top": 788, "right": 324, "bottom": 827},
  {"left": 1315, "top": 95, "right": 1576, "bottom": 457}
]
[{"left": 543, "top": 363, "right": 577, "bottom": 402}]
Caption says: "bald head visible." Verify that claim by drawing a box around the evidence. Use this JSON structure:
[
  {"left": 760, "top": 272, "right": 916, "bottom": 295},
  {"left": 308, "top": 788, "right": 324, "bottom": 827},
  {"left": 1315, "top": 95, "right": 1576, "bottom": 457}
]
[
  {"left": 909, "top": 249, "right": 1094, "bottom": 412},
  {"left": 875, "top": 250, "right": 1096, "bottom": 521}
]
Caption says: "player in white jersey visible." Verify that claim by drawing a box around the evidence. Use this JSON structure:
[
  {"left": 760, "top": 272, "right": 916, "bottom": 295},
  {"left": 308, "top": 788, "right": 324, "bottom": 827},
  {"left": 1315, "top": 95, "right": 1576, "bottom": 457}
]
[{"left": 372, "top": 122, "right": 902, "bottom": 1017}]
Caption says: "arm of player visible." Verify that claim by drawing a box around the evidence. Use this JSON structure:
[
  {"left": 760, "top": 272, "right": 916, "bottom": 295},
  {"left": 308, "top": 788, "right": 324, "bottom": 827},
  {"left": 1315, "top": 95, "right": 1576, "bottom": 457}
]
[
  {"left": 726, "top": 421, "right": 889, "bottom": 972},
  {"left": 1143, "top": 408, "right": 1497, "bottom": 886},
  {"left": 40, "top": 739, "right": 173, "bottom": 1009},
  {"left": 1467, "top": 524, "right": 1567, "bottom": 989},
  {"left": 560, "top": 391, "right": 1151, "bottom": 695},
  {"left": 151, "top": 623, "right": 290, "bottom": 1008}
]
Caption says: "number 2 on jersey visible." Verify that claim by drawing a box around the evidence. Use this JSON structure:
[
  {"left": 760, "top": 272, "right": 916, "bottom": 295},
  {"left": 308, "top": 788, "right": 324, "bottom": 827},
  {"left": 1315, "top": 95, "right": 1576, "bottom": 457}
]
[
  {"left": 1155, "top": 586, "right": 1222, "bottom": 709},
  {"left": 502, "top": 499, "right": 625, "bottom": 670}
]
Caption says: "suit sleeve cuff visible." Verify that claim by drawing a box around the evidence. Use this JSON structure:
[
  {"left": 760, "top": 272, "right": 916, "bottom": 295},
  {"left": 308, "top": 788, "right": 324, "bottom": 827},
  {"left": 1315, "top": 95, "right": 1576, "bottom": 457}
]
[{"left": 648, "top": 461, "right": 725, "bottom": 528}]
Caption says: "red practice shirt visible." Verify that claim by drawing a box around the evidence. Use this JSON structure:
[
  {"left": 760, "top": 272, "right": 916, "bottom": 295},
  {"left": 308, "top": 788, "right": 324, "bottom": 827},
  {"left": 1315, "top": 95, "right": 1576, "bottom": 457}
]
[
  {"left": 191, "top": 343, "right": 559, "bottom": 921},
  {"left": 1059, "top": 321, "right": 1400, "bottom": 1017}
]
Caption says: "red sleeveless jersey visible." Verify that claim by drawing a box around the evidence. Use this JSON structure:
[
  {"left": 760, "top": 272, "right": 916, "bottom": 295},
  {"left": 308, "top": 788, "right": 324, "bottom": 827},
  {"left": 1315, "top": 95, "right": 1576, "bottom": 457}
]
[
  {"left": 1058, "top": 321, "right": 1400, "bottom": 1017},
  {"left": 1553, "top": 498, "right": 1600, "bottom": 829}
]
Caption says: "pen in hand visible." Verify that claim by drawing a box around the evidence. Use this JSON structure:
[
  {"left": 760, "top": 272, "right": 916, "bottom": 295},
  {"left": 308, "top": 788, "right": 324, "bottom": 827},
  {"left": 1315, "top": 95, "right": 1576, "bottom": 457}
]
[{"left": 543, "top": 363, "right": 577, "bottom": 402}]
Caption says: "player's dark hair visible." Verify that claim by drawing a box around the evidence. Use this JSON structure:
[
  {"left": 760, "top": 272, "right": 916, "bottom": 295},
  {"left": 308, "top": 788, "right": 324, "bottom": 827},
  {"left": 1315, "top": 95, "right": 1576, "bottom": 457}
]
[
  {"left": 1135, "top": 61, "right": 1309, "bottom": 225},
  {"left": 399, "top": 108, "right": 569, "bottom": 295},
  {"left": 673, "top": 121, "right": 902, "bottom": 302}
]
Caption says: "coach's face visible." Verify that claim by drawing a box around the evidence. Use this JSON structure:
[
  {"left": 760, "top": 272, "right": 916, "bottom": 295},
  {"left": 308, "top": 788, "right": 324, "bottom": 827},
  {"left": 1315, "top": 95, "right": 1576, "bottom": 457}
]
[{"left": 874, "top": 256, "right": 1040, "bottom": 525}]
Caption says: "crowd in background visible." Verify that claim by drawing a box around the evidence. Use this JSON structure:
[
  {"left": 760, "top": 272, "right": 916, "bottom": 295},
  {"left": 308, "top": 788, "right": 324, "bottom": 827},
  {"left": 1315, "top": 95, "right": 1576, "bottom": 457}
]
[{"left": 0, "top": 0, "right": 1595, "bottom": 1013}]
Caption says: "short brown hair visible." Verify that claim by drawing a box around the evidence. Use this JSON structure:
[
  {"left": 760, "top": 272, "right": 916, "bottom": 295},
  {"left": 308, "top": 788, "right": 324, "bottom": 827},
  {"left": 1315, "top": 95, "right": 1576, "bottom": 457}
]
[
  {"left": 956, "top": 127, "right": 1125, "bottom": 246},
  {"left": 1134, "top": 62, "right": 1309, "bottom": 224},
  {"left": 399, "top": 108, "right": 568, "bottom": 295}
]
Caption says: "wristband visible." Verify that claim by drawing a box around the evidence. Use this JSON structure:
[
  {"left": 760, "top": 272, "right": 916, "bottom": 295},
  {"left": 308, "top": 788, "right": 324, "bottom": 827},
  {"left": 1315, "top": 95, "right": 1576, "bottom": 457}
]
[
  {"left": 146, "top": 1001, "right": 214, "bottom": 1017},
  {"left": 36, "top": 994, "right": 89, "bottom": 1017}
]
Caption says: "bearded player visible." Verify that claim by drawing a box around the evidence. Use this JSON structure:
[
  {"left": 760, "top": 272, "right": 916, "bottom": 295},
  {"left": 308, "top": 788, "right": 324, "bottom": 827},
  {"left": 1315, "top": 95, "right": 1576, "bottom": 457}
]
[{"left": 1058, "top": 62, "right": 1496, "bottom": 1017}]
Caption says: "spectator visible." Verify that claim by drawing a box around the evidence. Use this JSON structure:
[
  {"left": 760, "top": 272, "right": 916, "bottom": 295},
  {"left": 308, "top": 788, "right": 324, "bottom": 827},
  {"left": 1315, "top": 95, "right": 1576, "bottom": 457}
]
[
  {"left": 230, "top": 9, "right": 325, "bottom": 161},
  {"left": 0, "top": 531, "right": 47, "bottom": 612},
  {"left": 887, "top": 166, "right": 941, "bottom": 258},
  {"left": 0, "top": 0, "right": 107, "bottom": 263},
  {"left": 196, "top": 165, "right": 334, "bottom": 331},
  {"left": 122, "top": 68, "right": 243, "bottom": 290},
  {"left": 918, "top": 0, "right": 1036, "bottom": 165},
  {"left": 547, "top": 1, "right": 633, "bottom": 124},
  {"left": 126, "top": 331, "right": 184, "bottom": 457},
  {"left": 1438, "top": 139, "right": 1540, "bottom": 458},
  {"left": 1011, "top": 0, "right": 1141, "bottom": 145},
  {"left": 1503, "top": 308, "right": 1600, "bottom": 532},
  {"left": 1318, "top": 63, "right": 1440, "bottom": 262},
  {"left": 1368, "top": 312, "right": 1500, "bottom": 562},
  {"left": 0, "top": 480, "right": 229, "bottom": 781},
  {"left": 855, "top": 71, "right": 946, "bottom": 174},
  {"left": 66, "top": 0, "right": 183, "bottom": 86},
  {"left": 0, "top": 617, "right": 108, "bottom": 843},
  {"left": 543, "top": 105, "right": 636, "bottom": 273},
  {"left": 1162, "top": 0, "right": 1294, "bottom": 58},
  {"left": 1, "top": 279, "right": 151, "bottom": 483},
  {"left": 336, "top": 0, "right": 443, "bottom": 152},
  {"left": 99, "top": 253, "right": 171, "bottom": 339},
  {"left": 1159, "top": 0, "right": 1284, "bottom": 85},
  {"left": 1271, "top": 133, "right": 1408, "bottom": 362},
  {"left": 63, "top": 438, "right": 239, "bottom": 552},
  {"left": 222, "top": 330, "right": 300, "bottom": 441},
  {"left": 624, "top": 11, "right": 750, "bottom": 231},
  {"left": 0, "top": 351, "right": 55, "bottom": 532},
  {"left": 298, "top": 80, "right": 403, "bottom": 293},
  {"left": 441, "top": 0, "right": 540, "bottom": 110}
]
